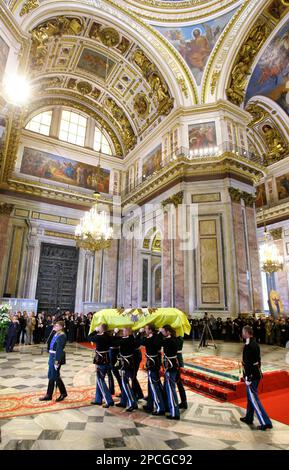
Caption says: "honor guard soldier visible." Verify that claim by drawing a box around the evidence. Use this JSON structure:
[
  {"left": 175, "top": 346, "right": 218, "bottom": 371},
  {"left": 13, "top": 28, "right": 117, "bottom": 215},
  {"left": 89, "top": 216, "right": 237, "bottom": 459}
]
[
  {"left": 240, "top": 325, "right": 273, "bottom": 431},
  {"left": 39, "top": 320, "right": 67, "bottom": 402},
  {"left": 114, "top": 327, "right": 138, "bottom": 412},
  {"left": 88, "top": 323, "right": 114, "bottom": 408},
  {"left": 132, "top": 331, "right": 144, "bottom": 401},
  {"left": 161, "top": 325, "right": 180, "bottom": 420},
  {"left": 176, "top": 336, "right": 188, "bottom": 409},
  {"left": 140, "top": 325, "right": 165, "bottom": 416},
  {"left": 108, "top": 339, "right": 122, "bottom": 397}
]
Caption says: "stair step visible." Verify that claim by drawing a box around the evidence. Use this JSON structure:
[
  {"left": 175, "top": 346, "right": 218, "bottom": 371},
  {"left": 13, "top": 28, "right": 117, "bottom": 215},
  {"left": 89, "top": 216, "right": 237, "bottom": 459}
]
[
  {"left": 181, "top": 367, "right": 238, "bottom": 391},
  {"left": 182, "top": 375, "right": 236, "bottom": 401}
]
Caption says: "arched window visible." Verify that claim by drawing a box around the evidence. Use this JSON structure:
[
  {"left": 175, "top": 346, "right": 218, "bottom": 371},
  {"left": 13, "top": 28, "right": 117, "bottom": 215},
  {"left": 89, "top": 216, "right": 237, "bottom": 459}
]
[
  {"left": 25, "top": 111, "right": 52, "bottom": 136},
  {"left": 94, "top": 126, "right": 112, "bottom": 155},
  {"left": 59, "top": 110, "right": 87, "bottom": 146}
]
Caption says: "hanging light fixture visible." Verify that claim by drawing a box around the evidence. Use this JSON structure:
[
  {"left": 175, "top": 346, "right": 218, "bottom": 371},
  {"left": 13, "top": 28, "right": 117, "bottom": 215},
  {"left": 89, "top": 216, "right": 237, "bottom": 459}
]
[
  {"left": 259, "top": 210, "right": 283, "bottom": 274},
  {"left": 74, "top": 53, "right": 113, "bottom": 252}
]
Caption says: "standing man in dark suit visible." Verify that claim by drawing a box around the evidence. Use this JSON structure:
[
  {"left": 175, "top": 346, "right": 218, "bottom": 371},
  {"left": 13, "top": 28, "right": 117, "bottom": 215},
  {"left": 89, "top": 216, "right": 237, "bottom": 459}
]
[
  {"left": 39, "top": 320, "right": 67, "bottom": 402},
  {"left": 240, "top": 325, "right": 272, "bottom": 431}
]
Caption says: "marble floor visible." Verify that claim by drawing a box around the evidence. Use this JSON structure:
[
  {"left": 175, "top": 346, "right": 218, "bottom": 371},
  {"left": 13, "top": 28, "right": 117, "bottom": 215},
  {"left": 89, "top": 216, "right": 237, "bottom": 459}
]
[{"left": 0, "top": 341, "right": 289, "bottom": 451}]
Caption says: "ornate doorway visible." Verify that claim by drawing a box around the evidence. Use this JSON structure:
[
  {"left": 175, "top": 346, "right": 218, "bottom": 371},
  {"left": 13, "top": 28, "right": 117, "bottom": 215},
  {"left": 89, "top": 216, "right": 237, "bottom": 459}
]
[{"left": 36, "top": 243, "right": 79, "bottom": 313}]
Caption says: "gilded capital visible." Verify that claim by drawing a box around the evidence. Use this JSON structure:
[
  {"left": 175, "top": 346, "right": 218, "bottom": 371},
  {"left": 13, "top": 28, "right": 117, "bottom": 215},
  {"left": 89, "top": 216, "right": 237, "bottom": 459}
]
[
  {"left": 162, "top": 191, "right": 184, "bottom": 208},
  {"left": 270, "top": 228, "right": 283, "bottom": 240},
  {"left": 0, "top": 203, "right": 14, "bottom": 215}
]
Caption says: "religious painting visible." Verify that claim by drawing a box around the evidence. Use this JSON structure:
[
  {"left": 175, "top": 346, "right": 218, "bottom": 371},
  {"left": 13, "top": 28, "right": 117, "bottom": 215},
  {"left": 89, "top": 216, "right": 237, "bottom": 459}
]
[
  {"left": 77, "top": 48, "right": 115, "bottom": 80},
  {"left": 188, "top": 122, "right": 216, "bottom": 151},
  {"left": 255, "top": 183, "right": 267, "bottom": 208},
  {"left": 20, "top": 147, "right": 110, "bottom": 193},
  {"left": 276, "top": 172, "right": 289, "bottom": 201},
  {"left": 245, "top": 22, "right": 289, "bottom": 116},
  {"left": 267, "top": 0, "right": 288, "bottom": 20},
  {"left": 142, "top": 144, "right": 162, "bottom": 178},
  {"left": 154, "top": 9, "right": 237, "bottom": 85},
  {"left": 0, "top": 36, "right": 9, "bottom": 82}
]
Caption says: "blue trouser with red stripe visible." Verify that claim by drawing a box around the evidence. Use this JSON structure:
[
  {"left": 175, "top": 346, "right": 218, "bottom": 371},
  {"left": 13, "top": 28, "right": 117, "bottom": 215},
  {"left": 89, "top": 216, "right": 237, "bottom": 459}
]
[
  {"left": 245, "top": 379, "right": 272, "bottom": 426},
  {"left": 164, "top": 369, "right": 180, "bottom": 418}
]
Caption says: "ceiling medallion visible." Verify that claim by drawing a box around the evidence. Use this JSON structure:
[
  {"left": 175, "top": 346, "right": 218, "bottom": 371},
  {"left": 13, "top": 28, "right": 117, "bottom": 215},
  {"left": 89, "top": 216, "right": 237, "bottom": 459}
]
[
  {"left": 99, "top": 27, "right": 120, "bottom": 48},
  {"left": 133, "top": 93, "right": 151, "bottom": 119}
]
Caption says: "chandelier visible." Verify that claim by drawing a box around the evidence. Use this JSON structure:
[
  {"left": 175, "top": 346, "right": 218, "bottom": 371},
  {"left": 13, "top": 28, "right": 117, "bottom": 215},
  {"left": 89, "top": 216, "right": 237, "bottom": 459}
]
[
  {"left": 75, "top": 193, "right": 113, "bottom": 251},
  {"left": 260, "top": 230, "right": 283, "bottom": 275}
]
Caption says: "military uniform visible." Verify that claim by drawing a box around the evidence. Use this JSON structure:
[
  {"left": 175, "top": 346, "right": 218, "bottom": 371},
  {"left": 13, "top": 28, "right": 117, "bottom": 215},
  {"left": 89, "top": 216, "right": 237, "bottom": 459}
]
[
  {"left": 242, "top": 337, "right": 272, "bottom": 429},
  {"left": 141, "top": 332, "right": 165, "bottom": 415},
  {"left": 88, "top": 331, "right": 114, "bottom": 408},
  {"left": 40, "top": 331, "right": 67, "bottom": 401},
  {"left": 114, "top": 334, "right": 138, "bottom": 411},
  {"left": 176, "top": 336, "right": 187, "bottom": 409},
  {"left": 162, "top": 335, "right": 180, "bottom": 419}
]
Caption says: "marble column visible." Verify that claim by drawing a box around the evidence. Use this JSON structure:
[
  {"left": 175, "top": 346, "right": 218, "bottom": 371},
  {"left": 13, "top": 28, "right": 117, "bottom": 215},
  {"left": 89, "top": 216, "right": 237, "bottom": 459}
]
[
  {"left": 275, "top": 239, "right": 289, "bottom": 312},
  {"left": 101, "top": 240, "right": 118, "bottom": 306},
  {"left": 245, "top": 205, "right": 263, "bottom": 312},
  {"left": 174, "top": 209, "right": 185, "bottom": 311},
  {"left": 162, "top": 211, "right": 172, "bottom": 307},
  {"left": 23, "top": 227, "right": 41, "bottom": 299},
  {"left": 0, "top": 203, "right": 14, "bottom": 296},
  {"left": 230, "top": 200, "right": 251, "bottom": 313}
]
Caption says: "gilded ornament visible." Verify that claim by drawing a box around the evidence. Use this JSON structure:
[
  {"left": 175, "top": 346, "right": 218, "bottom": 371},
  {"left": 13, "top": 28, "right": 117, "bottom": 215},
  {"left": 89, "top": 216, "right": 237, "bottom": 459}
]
[
  {"left": 270, "top": 228, "right": 283, "bottom": 240},
  {"left": 30, "top": 16, "right": 83, "bottom": 67},
  {"left": 105, "top": 97, "right": 136, "bottom": 151},
  {"left": 77, "top": 81, "right": 93, "bottom": 95},
  {"left": 133, "top": 93, "right": 150, "bottom": 118},
  {"left": 261, "top": 123, "right": 286, "bottom": 164},
  {"left": 20, "top": 0, "right": 39, "bottom": 17},
  {"left": 210, "top": 71, "right": 220, "bottom": 95},
  {"left": 246, "top": 103, "right": 266, "bottom": 126},
  {"left": 117, "top": 37, "right": 131, "bottom": 54},
  {"left": 99, "top": 27, "right": 120, "bottom": 48},
  {"left": 226, "top": 21, "right": 271, "bottom": 106},
  {"left": 0, "top": 203, "right": 14, "bottom": 215},
  {"left": 162, "top": 191, "right": 184, "bottom": 208}
]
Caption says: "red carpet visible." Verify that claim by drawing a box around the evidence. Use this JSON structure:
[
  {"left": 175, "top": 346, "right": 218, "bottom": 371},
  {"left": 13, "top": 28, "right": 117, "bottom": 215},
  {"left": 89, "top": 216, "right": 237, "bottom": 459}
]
[{"left": 230, "top": 387, "right": 289, "bottom": 426}]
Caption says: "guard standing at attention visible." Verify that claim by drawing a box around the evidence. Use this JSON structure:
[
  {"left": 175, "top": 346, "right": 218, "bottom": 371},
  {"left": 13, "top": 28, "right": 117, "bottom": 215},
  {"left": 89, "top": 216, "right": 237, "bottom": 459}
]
[
  {"left": 240, "top": 325, "right": 273, "bottom": 431},
  {"left": 140, "top": 324, "right": 165, "bottom": 416},
  {"left": 161, "top": 325, "right": 180, "bottom": 420},
  {"left": 88, "top": 323, "right": 114, "bottom": 408},
  {"left": 39, "top": 320, "right": 67, "bottom": 402}
]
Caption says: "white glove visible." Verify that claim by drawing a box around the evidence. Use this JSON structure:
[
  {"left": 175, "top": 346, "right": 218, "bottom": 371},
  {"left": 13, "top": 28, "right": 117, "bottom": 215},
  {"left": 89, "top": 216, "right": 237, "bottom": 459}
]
[
  {"left": 54, "top": 364, "right": 59, "bottom": 370},
  {"left": 139, "top": 328, "right": 145, "bottom": 333},
  {"left": 114, "top": 328, "right": 119, "bottom": 333},
  {"left": 245, "top": 379, "right": 251, "bottom": 386}
]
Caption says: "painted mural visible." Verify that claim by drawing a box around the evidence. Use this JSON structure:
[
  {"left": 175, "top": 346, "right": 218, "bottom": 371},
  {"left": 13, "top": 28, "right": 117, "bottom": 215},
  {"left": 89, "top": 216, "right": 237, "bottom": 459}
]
[
  {"left": 276, "top": 172, "right": 289, "bottom": 201},
  {"left": 77, "top": 48, "right": 115, "bottom": 79},
  {"left": 255, "top": 184, "right": 267, "bottom": 208},
  {"left": 188, "top": 122, "right": 216, "bottom": 151},
  {"left": 246, "top": 22, "right": 289, "bottom": 116},
  {"left": 142, "top": 144, "right": 162, "bottom": 178},
  {"left": 20, "top": 147, "right": 110, "bottom": 193},
  {"left": 154, "top": 9, "right": 236, "bottom": 85},
  {"left": 0, "top": 36, "right": 9, "bottom": 82}
]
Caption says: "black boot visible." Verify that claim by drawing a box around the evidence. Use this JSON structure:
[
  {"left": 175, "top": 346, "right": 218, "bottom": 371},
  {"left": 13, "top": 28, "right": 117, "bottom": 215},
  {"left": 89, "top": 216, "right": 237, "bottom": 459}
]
[
  {"left": 39, "top": 379, "right": 54, "bottom": 401},
  {"left": 55, "top": 378, "right": 67, "bottom": 402}
]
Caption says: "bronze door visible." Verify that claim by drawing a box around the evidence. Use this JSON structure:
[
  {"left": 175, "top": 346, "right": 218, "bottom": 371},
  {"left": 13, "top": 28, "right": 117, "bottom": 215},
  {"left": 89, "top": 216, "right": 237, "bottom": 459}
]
[{"left": 36, "top": 243, "right": 79, "bottom": 314}]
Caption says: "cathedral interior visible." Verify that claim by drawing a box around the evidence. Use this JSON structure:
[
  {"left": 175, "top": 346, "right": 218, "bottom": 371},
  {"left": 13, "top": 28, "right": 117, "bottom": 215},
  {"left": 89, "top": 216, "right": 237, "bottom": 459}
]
[{"left": 0, "top": 0, "right": 289, "bottom": 454}]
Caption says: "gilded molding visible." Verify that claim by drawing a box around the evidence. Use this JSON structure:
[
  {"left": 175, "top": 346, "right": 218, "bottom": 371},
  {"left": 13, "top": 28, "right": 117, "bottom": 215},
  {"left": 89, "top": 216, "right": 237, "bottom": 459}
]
[
  {"left": 20, "top": 0, "right": 39, "bottom": 17},
  {"left": 226, "top": 18, "right": 272, "bottom": 106}
]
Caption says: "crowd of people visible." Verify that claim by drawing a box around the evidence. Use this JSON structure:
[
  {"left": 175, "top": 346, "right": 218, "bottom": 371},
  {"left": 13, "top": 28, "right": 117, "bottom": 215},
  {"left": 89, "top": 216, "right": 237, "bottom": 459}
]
[
  {"left": 4, "top": 311, "right": 94, "bottom": 352},
  {"left": 4, "top": 310, "right": 289, "bottom": 353},
  {"left": 188, "top": 313, "right": 289, "bottom": 347}
]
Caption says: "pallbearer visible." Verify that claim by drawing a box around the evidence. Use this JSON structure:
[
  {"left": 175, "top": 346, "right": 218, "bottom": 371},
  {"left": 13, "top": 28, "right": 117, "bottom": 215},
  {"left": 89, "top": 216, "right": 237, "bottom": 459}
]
[
  {"left": 176, "top": 335, "right": 188, "bottom": 409},
  {"left": 88, "top": 323, "right": 114, "bottom": 408},
  {"left": 160, "top": 325, "right": 180, "bottom": 420},
  {"left": 39, "top": 320, "right": 67, "bottom": 402},
  {"left": 114, "top": 327, "right": 138, "bottom": 412},
  {"left": 140, "top": 324, "right": 165, "bottom": 416}
]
